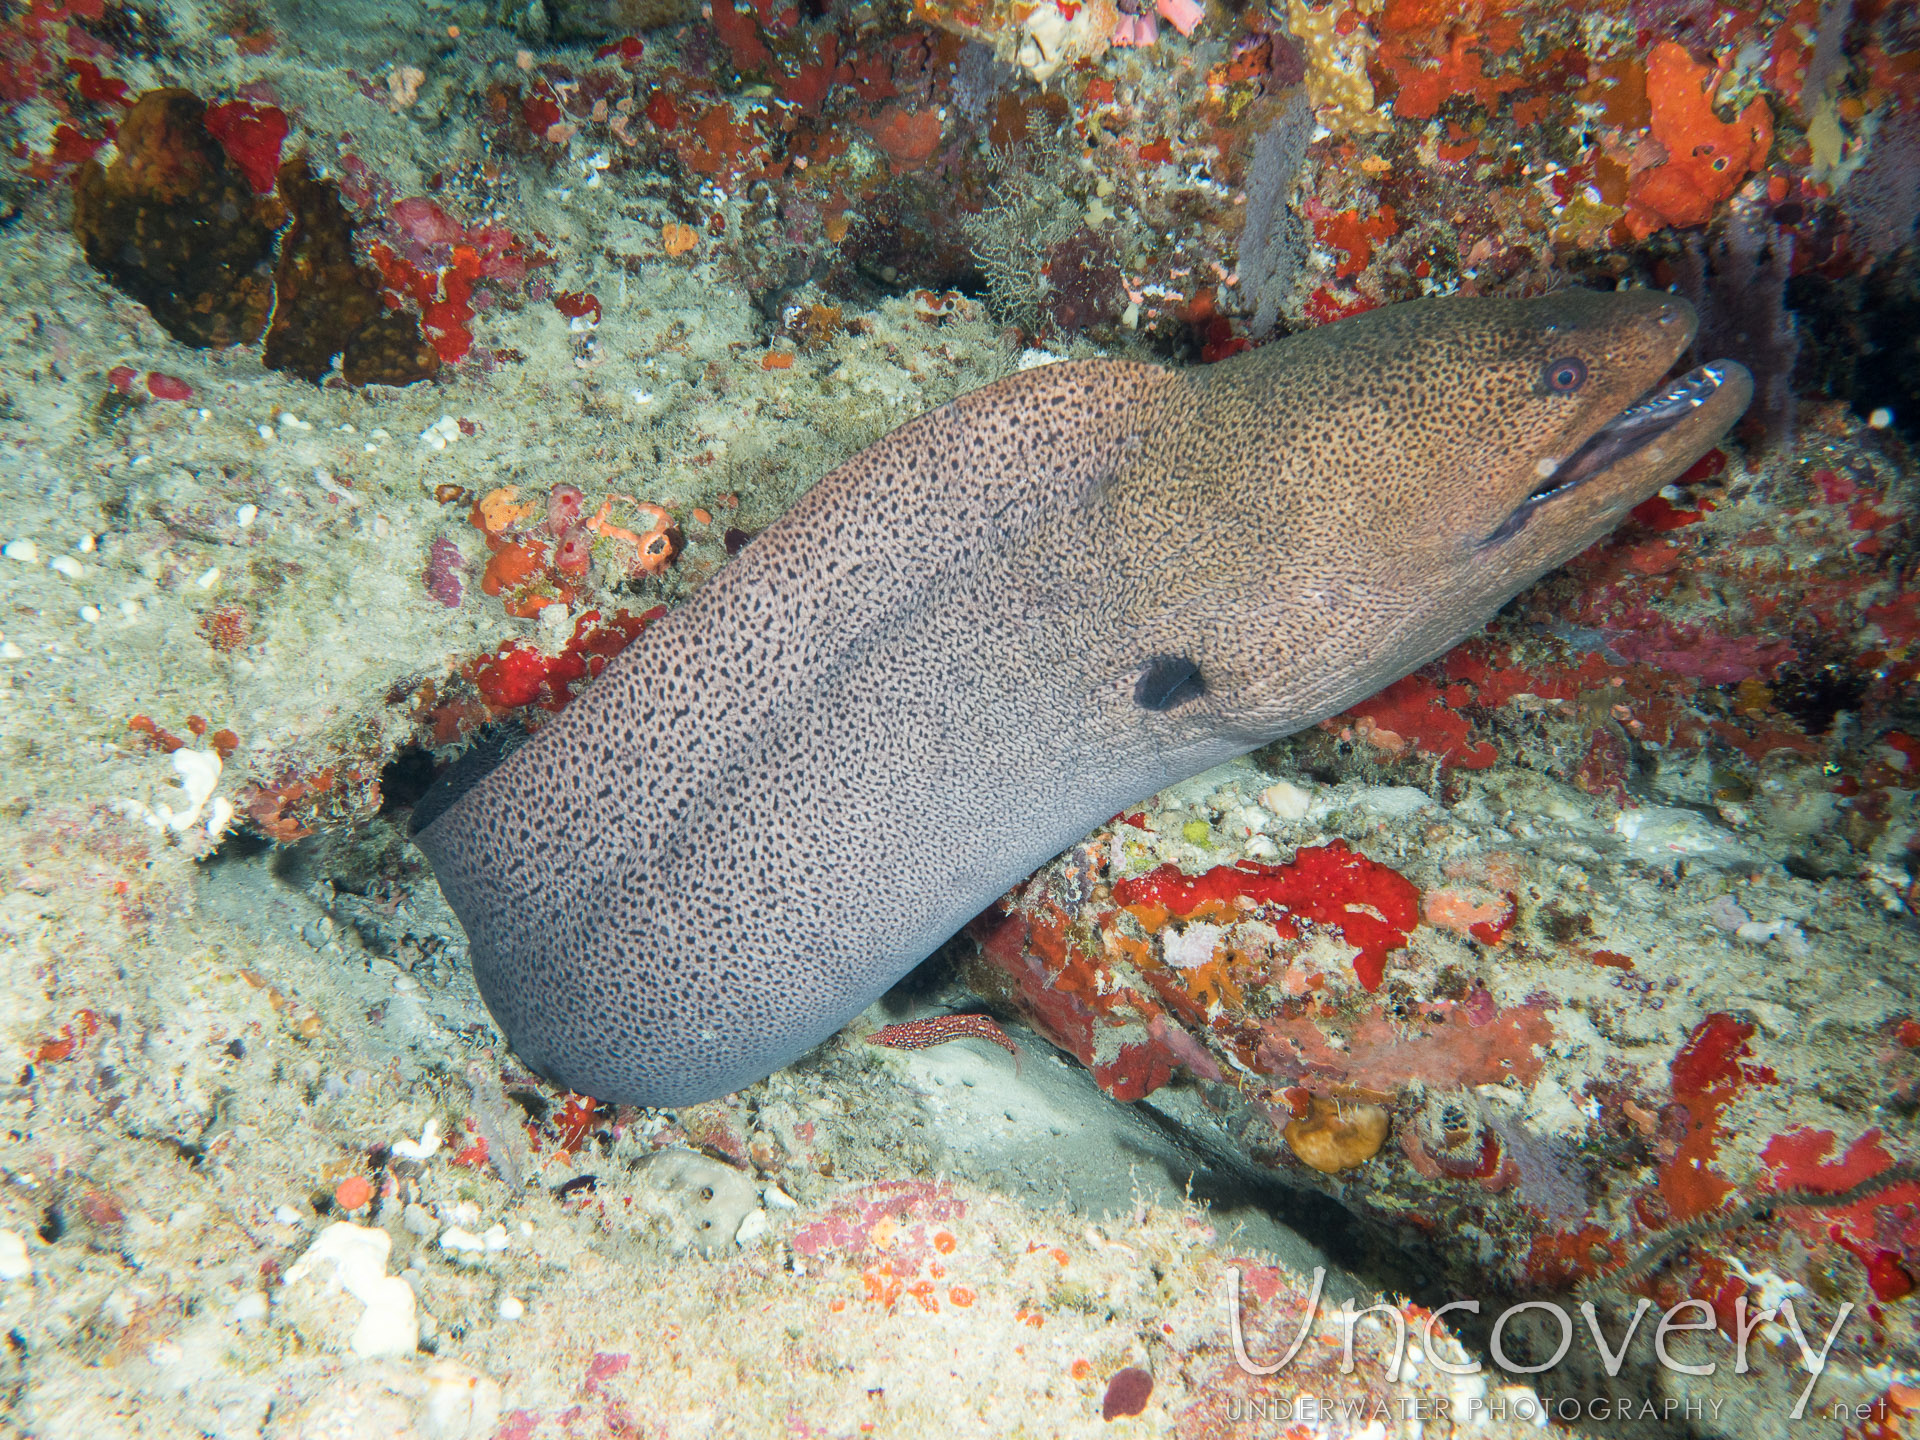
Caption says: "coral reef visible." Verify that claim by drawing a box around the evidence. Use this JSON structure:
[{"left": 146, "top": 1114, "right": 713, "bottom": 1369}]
[{"left": 71, "top": 85, "right": 440, "bottom": 387}]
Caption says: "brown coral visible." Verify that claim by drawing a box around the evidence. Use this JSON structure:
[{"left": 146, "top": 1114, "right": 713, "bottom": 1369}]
[
  {"left": 72, "top": 89, "right": 278, "bottom": 349},
  {"left": 1042, "top": 227, "right": 1126, "bottom": 335},
  {"left": 1283, "top": 1095, "right": 1390, "bottom": 1172},
  {"left": 73, "top": 90, "right": 436, "bottom": 387},
  {"left": 265, "top": 157, "right": 439, "bottom": 386}
]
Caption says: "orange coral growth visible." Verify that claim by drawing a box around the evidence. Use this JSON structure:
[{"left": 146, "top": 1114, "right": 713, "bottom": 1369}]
[
  {"left": 1313, "top": 204, "right": 1399, "bottom": 279},
  {"left": 583, "top": 499, "right": 674, "bottom": 577},
  {"left": 709, "top": 0, "right": 770, "bottom": 70},
  {"left": 333, "top": 1175, "right": 373, "bottom": 1210},
  {"left": 1154, "top": 949, "right": 1246, "bottom": 1020},
  {"left": 33, "top": 1010, "right": 101, "bottom": 1065},
  {"left": 781, "top": 36, "right": 851, "bottom": 115},
  {"left": 1509, "top": 94, "right": 1549, "bottom": 129},
  {"left": 1421, "top": 886, "right": 1510, "bottom": 938},
  {"left": 1524, "top": 1224, "right": 1624, "bottom": 1289},
  {"left": 481, "top": 542, "right": 546, "bottom": 596},
  {"left": 465, "top": 607, "right": 664, "bottom": 711},
  {"left": 858, "top": 104, "right": 944, "bottom": 172},
  {"left": 1375, "top": 0, "right": 1466, "bottom": 40},
  {"left": 1658, "top": 1013, "right": 1775, "bottom": 1222},
  {"left": 1766, "top": 13, "right": 1815, "bottom": 111},
  {"left": 1341, "top": 672, "right": 1498, "bottom": 768},
  {"left": 636, "top": 529, "right": 675, "bottom": 574},
  {"left": 472, "top": 486, "right": 536, "bottom": 536},
  {"left": 677, "top": 104, "right": 768, "bottom": 181},
  {"left": 1436, "top": 123, "right": 1479, "bottom": 162},
  {"left": 128, "top": 714, "right": 186, "bottom": 752},
  {"left": 1579, "top": 55, "right": 1650, "bottom": 129},
  {"left": 1625, "top": 43, "right": 1772, "bottom": 239},
  {"left": 501, "top": 587, "right": 573, "bottom": 620},
  {"left": 424, "top": 244, "right": 482, "bottom": 363},
  {"left": 1285, "top": 1095, "right": 1390, "bottom": 1172},
  {"left": 240, "top": 766, "right": 347, "bottom": 843},
  {"left": 1382, "top": 30, "right": 1527, "bottom": 121}
]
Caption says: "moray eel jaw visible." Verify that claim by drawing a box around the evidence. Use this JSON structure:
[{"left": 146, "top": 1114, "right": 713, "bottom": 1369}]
[
  {"left": 1482, "top": 358, "right": 1753, "bottom": 552},
  {"left": 1444, "top": 288, "right": 1753, "bottom": 580}
]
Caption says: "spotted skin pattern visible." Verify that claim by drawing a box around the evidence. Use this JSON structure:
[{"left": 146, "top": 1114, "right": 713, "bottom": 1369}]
[
  {"left": 867, "top": 1015, "right": 1023, "bottom": 1070},
  {"left": 414, "top": 291, "right": 1750, "bottom": 1107}
]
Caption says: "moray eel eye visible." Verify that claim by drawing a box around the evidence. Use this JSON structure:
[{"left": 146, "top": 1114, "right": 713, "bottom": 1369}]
[{"left": 1544, "top": 357, "right": 1588, "bottom": 393}]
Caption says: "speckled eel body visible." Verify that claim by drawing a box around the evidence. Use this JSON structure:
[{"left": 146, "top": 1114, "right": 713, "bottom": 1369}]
[{"left": 412, "top": 290, "right": 1750, "bottom": 1106}]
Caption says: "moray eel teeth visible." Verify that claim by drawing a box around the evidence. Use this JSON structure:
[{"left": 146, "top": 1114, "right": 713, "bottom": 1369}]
[
  {"left": 1489, "top": 361, "right": 1745, "bottom": 545},
  {"left": 414, "top": 288, "right": 1752, "bottom": 1108}
]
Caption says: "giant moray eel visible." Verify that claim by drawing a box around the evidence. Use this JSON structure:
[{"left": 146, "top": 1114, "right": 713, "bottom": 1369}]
[{"left": 413, "top": 290, "right": 1750, "bottom": 1106}]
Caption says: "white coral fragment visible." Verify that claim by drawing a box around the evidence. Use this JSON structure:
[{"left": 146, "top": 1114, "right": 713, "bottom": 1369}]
[
  {"left": 0, "top": 1230, "right": 29, "bottom": 1281},
  {"left": 1013, "top": 1, "right": 1107, "bottom": 83},
  {"left": 393, "top": 1116, "right": 444, "bottom": 1161},
  {"left": 117, "top": 748, "right": 233, "bottom": 839},
  {"left": 420, "top": 414, "right": 463, "bottom": 451},
  {"left": 282, "top": 1222, "right": 418, "bottom": 1358}
]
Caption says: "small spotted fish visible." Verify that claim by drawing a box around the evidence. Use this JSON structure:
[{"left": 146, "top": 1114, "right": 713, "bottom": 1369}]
[{"left": 866, "top": 1014, "right": 1023, "bottom": 1075}]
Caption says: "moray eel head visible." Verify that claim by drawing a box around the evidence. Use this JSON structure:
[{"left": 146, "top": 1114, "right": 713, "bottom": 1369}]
[
  {"left": 1168, "top": 288, "right": 1751, "bottom": 734},
  {"left": 1447, "top": 289, "right": 1750, "bottom": 565}
]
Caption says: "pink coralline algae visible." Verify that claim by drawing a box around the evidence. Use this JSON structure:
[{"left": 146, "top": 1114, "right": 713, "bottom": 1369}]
[
  {"left": 581, "top": 1351, "right": 631, "bottom": 1393},
  {"left": 1101, "top": 1366, "right": 1154, "bottom": 1420},
  {"left": 1597, "top": 605, "right": 1796, "bottom": 683},
  {"left": 423, "top": 537, "right": 466, "bottom": 608},
  {"left": 553, "top": 527, "right": 594, "bottom": 577},
  {"left": 791, "top": 1181, "right": 964, "bottom": 1260},
  {"left": 547, "top": 483, "right": 586, "bottom": 535},
  {"left": 109, "top": 367, "right": 196, "bottom": 402},
  {"left": 1254, "top": 1000, "right": 1555, "bottom": 1092},
  {"left": 1110, "top": 0, "right": 1205, "bottom": 47},
  {"left": 144, "top": 371, "right": 193, "bottom": 401}
]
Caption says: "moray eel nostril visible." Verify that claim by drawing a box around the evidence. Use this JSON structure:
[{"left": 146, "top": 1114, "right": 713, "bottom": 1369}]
[{"left": 411, "top": 289, "right": 1750, "bottom": 1108}]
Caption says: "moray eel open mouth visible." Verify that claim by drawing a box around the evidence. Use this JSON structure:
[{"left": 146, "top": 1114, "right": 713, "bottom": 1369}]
[{"left": 1485, "top": 361, "right": 1741, "bottom": 548}]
